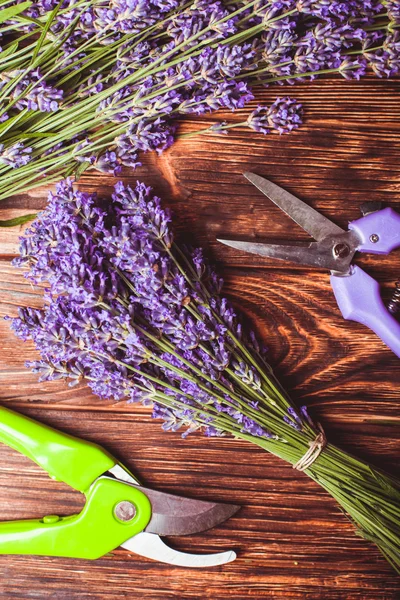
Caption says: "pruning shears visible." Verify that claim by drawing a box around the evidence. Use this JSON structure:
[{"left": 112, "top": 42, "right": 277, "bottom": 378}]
[
  {"left": 218, "top": 172, "right": 400, "bottom": 358},
  {"left": 0, "top": 406, "right": 239, "bottom": 567}
]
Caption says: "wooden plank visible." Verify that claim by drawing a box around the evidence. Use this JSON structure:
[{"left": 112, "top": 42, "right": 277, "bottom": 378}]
[{"left": 0, "top": 75, "right": 399, "bottom": 598}]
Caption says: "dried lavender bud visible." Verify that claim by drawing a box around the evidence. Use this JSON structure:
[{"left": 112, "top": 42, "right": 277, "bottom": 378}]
[
  {"left": 12, "top": 68, "right": 63, "bottom": 112},
  {"left": 338, "top": 57, "right": 368, "bottom": 80},
  {"left": 247, "top": 98, "right": 303, "bottom": 134},
  {"left": 0, "top": 142, "right": 32, "bottom": 168}
]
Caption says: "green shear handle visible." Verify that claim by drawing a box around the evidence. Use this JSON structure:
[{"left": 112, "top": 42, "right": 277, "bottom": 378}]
[
  {"left": 0, "top": 406, "right": 116, "bottom": 492},
  {"left": 0, "top": 406, "right": 152, "bottom": 559},
  {"left": 0, "top": 477, "right": 151, "bottom": 559}
]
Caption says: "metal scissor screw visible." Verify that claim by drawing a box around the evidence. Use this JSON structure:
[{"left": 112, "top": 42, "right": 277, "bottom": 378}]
[
  {"left": 370, "top": 233, "right": 379, "bottom": 243},
  {"left": 114, "top": 501, "right": 136, "bottom": 522},
  {"left": 333, "top": 243, "right": 350, "bottom": 258}
]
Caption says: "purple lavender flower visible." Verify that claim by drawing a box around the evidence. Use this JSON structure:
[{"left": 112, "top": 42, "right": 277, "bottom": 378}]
[
  {"left": 263, "top": 3, "right": 298, "bottom": 31},
  {"left": 262, "top": 29, "right": 298, "bottom": 64},
  {"left": 300, "top": 405, "right": 315, "bottom": 427},
  {"left": 114, "top": 137, "right": 142, "bottom": 168},
  {"left": 74, "top": 139, "right": 97, "bottom": 165},
  {"left": 247, "top": 98, "right": 302, "bottom": 135},
  {"left": 0, "top": 142, "right": 32, "bottom": 168},
  {"left": 95, "top": 150, "right": 123, "bottom": 176},
  {"left": 204, "top": 425, "right": 225, "bottom": 437},
  {"left": 215, "top": 44, "right": 257, "bottom": 78},
  {"left": 386, "top": 0, "right": 400, "bottom": 23},
  {"left": 241, "top": 416, "right": 273, "bottom": 438},
  {"left": 385, "top": 32, "right": 400, "bottom": 76},
  {"left": 283, "top": 415, "right": 302, "bottom": 431},
  {"left": 363, "top": 31, "right": 400, "bottom": 78},
  {"left": 296, "top": 0, "right": 366, "bottom": 21},
  {"left": 338, "top": 57, "right": 368, "bottom": 80},
  {"left": 302, "top": 22, "right": 366, "bottom": 52},
  {"left": 202, "top": 81, "right": 255, "bottom": 112},
  {"left": 294, "top": 43, "right": 336, "bottom": 73},
  {"left": 78, "top": 74, "right": 104, "bottom": 97},
  {"left": 22, "top": 0, "right": 61, "bottom": 20},
  {"left": 111, "top": 41, "right": 153, "bottom": 82},
  {"left": 233, "top": 361, "right": 262, "bottom": 391},
  {"left": 167, "top": 0, "right": 235, "bottom": 46},
  {"left": 119, "top": 118, "right": 176, "bottom": 155},
  {"left": 287, "top": 406, "right": 303, "bottom": 428},
  {"left": 12, "top": 69, "right": 63, "bottom": 112},
  {"left": 99, "top": 0, "right": 181, "bottom": 35}
]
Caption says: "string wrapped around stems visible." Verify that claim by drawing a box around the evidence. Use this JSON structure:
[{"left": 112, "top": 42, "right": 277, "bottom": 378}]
[{"left": 293, "top": 423, "right": 327, "bottom": 471}]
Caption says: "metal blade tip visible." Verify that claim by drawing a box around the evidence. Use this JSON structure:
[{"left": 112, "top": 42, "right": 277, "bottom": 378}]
[
  {"left": 243, "top": 171, "right": 257, "bottom": 182},
  {"left": 146, "top": 499, "right": 240, "bottom": 536},
  {"left": 223, "top": 503, "right": 241, "bottom": 520},
  {"left": 141, "top": 484, "right": 240, "bottom": 536},
  {"left": 217, "top": 238, "right": 241, "bottom": 246},
  {"left": 217, "top": 238, "right": 252, "bottom": 252}
]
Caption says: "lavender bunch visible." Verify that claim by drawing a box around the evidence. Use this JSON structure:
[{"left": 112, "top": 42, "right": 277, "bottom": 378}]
[
  {"left": 0, "top": 0, "right": 397, "bottom": 199},
  {"left": 9, "top": 179, "right": 400, "bottom": 573}
]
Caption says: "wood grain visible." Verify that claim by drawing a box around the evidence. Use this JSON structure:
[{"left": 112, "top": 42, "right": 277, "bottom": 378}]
[{"left": 0, "top": 75, "right": 399, "bottom": 599}]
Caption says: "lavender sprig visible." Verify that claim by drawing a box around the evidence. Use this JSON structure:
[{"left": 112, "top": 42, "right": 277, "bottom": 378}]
[{"left": 0, "top": 0, "right": 396, "bottom": 198}]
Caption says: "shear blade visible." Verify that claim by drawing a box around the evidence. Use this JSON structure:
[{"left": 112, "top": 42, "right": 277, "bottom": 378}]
[
  {"left": 218, "top": 238, "right": 356, "bottom": 272},
  {"left": 244, "top": 172, "right": 345, "bottom": 241},
  {"left": 140, "top": 486, "right": 240, "bottom": 536},
  {"left": 108, "top": 466, "right": 239, "bottom": 537},
  {"left": 122, "top": 532, "right": 236, "bottom": 568}
]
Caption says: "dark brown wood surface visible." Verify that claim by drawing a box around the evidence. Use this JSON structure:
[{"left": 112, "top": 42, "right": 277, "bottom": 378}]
[{"left": 0, "top": 75, "right": 399, "bottom": 599}]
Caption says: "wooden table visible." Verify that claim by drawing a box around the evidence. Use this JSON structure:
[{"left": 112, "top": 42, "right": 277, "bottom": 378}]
[{"left": 0, "top": 75, "right": 399, "bottom": 599}]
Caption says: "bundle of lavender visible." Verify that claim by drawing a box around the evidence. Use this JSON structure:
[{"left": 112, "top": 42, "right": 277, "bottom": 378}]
[
  {"left": 0, "top": 0, "right": 398, "bottom": 199},
  {"left": 8, "top": 179, "right": 400, "bottom": 572}
]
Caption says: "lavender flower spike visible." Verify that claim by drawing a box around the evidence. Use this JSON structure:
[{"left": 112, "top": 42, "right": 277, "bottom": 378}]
[
  {"left": 247, "top": 98, "right": 303, "bottom": 135},
  {"left": 0, "top": 142, "right": 32, "bottom": 168}
]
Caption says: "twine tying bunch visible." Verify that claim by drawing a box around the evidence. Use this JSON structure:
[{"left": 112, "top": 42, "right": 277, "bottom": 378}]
[{"left": 293, "top": 423, "right": 327, "bottom": 472}]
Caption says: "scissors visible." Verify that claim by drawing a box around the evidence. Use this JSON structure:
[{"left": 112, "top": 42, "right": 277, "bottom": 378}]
[
  {"left": 0, "top": 406, "right": 239, "bottom": 566},
  {"left": 218, "top": 172, "right": 400, "bottom": 358}
]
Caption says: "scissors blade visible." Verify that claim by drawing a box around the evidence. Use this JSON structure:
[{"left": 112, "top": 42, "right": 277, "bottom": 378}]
[
  {"left": 139, "top": 486, "right": 240, "bottom": 536},
  {"left": 121, "top": 532, "right": 236, "bottom": 567},
  {"left": 244, "top": 172, "right": 345, "bottom": 241},
  {"left": 108, "top": 467, "right": 240, "bottom": 536},
  {"left": 217, "top": 238, "right": 353, "bottom": 272}
]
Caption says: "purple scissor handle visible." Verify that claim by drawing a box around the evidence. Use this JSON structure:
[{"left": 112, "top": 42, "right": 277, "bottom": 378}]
[
  {"left": 218, "top": 174, "right": 400, "bottom": 358},
  {"left": 331, "top": 208, "right": 400, "bottom": 357}
]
